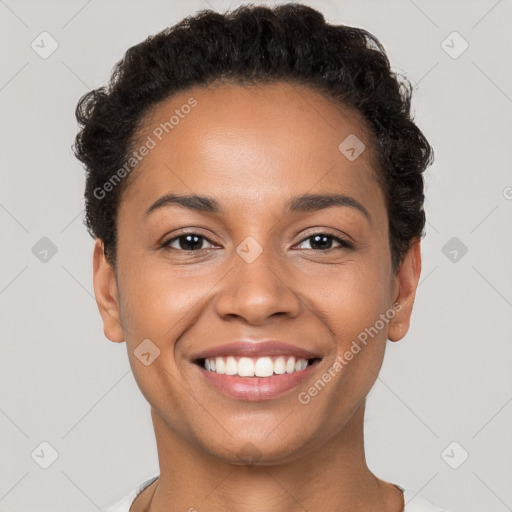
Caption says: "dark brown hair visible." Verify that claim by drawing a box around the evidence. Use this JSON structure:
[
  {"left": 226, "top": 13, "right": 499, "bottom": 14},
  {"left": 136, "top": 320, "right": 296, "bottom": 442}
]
[{"left": 73, "top": 2, "right": 433, "bottom": 273}]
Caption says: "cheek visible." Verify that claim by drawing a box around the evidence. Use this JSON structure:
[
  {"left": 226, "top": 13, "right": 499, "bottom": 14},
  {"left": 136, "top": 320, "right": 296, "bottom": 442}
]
[
  {"left": 116, "top": 254, "right": 226, "bottom": 360},
  {"left": 118, "top": 269, "right": 198, "bottom": 343},
  {"left": 116, "top": 268, "right": 197, "bottom": 410},
  {"left": 309, "top": 267, "right": 391, "bottom": 418},
  {"left": 311, "top": 262, "right": 392, "bottom": 402},
  {"left": 317, "top": 259, "right": 392, "bottom": 336}
]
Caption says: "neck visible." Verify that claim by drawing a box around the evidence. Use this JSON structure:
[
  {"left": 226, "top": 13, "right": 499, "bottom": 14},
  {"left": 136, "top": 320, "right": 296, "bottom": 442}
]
[{"left": 138, "top": 401, "right": 403, "bottom": 512}]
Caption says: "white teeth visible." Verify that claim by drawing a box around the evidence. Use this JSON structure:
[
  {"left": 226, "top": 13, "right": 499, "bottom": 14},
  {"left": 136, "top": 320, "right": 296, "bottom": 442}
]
[
  {"left": 225, "top": 356, "right": 238, "bottom": 375},
  {"left": 273, "top": 356, "right": 286, "bottom": 374},
  {"left": 238, "top": 357, "right": 255, "bottom": 377},
  {"left": 254, "top": 357, "right": 274, "bottom": 377},
  {"left": 285, "top": 356, "right": 296, "bottom": 373},
  {"left": 203, "top": 355, "right": 312, "bottom": 377},
  {"left": 294, "top": 359, "right": 308, "bottom": 372},
  {"left": 215, "top": 357, "right": 225, "bottom": 374}
]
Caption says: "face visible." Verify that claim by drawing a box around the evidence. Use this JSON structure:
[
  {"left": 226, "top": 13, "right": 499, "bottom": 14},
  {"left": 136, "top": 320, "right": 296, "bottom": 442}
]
[{"left": 93, "top": 81, "right": 421, "bottom": 464}]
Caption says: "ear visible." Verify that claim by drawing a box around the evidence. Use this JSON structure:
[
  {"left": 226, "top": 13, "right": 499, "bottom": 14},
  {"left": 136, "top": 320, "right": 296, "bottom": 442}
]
[
  {"left": 92, "top": 238, "right": 125, "bottom": 343},
  {"left": 387, "top": 238, "right": 422, "bottom": 342}
]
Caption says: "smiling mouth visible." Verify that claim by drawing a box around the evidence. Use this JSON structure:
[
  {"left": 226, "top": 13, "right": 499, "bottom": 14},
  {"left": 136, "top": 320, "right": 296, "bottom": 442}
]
[{"left": 193, "top": 355, "right": 322, "bottom": 378}]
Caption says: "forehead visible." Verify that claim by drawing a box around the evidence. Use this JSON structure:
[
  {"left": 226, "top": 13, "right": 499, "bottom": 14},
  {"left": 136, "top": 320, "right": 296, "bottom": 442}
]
[{"left": 120, "top": 81, "right": 385, "bottom": 219}]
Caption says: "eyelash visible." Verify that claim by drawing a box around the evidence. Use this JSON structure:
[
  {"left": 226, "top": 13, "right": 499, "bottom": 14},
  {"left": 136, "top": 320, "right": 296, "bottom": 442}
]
[{"left": 161, "top": 231, "right": 353, "bottom": 252}]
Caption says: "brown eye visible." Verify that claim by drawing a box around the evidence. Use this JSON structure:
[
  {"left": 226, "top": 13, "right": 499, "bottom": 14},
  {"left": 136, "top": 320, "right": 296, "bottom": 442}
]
[
  {"left": 163, "top": 233, "right": 215, "bottom": 251},
  {"left": 296, "top": 233, "right": 353, "bottom": 251}
]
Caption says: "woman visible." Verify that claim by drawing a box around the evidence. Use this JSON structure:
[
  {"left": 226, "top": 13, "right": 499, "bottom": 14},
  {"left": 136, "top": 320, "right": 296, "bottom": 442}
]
[{"left": 74, "top": 3, "right": 450, "bottom": 511}]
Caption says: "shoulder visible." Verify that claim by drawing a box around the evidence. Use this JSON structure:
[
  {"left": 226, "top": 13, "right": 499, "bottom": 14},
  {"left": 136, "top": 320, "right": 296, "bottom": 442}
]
[
  {"left": 106, "top": 477, "right": 456, "bottom": 512},
  {"left": 104, "top": 475, "right": 159, "bottom": 512},
  {"left": 401, "top": 487, "right": 454, "bottom": 512}
]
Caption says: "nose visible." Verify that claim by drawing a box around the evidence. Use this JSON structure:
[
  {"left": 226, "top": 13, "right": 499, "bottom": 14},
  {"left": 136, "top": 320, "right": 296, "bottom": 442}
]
[{"left": 214, "top": 240, "right": 301, "bottom": 326}]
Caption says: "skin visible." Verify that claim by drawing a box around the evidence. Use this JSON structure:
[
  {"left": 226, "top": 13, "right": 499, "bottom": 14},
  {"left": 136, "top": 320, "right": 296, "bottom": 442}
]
[{"left": 92, "top": 81, "right": 421, "bottom": 512}]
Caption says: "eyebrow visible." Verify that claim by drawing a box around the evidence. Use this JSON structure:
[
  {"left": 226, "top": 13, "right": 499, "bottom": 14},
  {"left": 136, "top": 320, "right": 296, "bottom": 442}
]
[{"left": 145, "top": 192, "right": 371, "bottom": 221}]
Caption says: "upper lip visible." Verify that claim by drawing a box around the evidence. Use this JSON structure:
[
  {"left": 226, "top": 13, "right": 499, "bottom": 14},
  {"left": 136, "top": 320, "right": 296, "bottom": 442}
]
[{"left": 190, "top": 340, "right": 322, "bottom": 361}]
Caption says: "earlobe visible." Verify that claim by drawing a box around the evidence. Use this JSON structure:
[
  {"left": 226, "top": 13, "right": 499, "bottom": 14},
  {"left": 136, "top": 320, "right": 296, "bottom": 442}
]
[
  {"left": 92, "top": 239, "right": 125, "bottom": 343},
  {"left": 388, "top": 238, "right": 422, "bottom": 342}
]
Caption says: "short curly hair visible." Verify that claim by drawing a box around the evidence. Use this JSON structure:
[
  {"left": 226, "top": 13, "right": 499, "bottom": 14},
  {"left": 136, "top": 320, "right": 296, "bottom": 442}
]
[{"left": 73, "top": 2, "right": 433, "bottom": 273}]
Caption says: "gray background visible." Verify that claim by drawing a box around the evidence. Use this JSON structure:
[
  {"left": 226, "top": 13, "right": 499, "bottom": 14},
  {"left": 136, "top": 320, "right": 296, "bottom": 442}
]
[{"left": 1, "top": 0, "right": 511, "bottom": 510}]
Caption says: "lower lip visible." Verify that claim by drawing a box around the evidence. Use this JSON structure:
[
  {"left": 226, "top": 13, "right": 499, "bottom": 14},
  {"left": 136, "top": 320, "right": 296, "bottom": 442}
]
[{"left": 195, "top": 360, "right": 321, "bottom": 401}]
